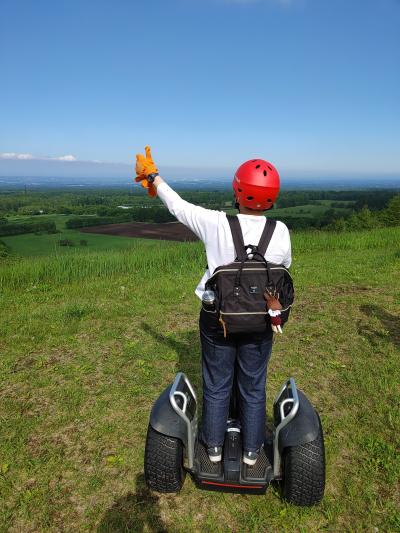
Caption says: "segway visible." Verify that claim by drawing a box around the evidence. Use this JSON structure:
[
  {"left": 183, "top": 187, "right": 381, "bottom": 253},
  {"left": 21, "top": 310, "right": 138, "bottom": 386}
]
[{"left": 144, "top": 369, "right": 325, "bottom": 506}]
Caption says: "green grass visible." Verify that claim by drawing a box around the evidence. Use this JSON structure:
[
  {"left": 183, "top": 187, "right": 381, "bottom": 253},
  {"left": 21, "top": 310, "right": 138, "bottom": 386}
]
[
  {"left": 1, "top": 229, "right": 143, "bottom": 257},
  {"left": 3, "top": 213, "right": 142, "bottom": 257},
  {"left": 0, "top": 228, "right": 399, "bottom": 532},
  {"left": 7, "top": 214, "right": 73, "bottom": 229},
  {"left": 2, "top": 211, "right": 145, "bottom": 257}
]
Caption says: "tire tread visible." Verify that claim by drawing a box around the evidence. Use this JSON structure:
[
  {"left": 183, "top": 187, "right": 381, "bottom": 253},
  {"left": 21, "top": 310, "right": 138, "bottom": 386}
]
[
  {"left": 144, "top": 425, "right": 185, "bottom": 493},
  {"left": 282, "top": 428, "right": 325, "bottom": 506}
]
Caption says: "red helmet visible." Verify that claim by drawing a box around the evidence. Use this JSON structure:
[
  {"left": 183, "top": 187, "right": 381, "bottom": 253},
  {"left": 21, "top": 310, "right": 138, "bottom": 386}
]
[{"left": 232, "top": 159, "right": 280, "bottom": 210}]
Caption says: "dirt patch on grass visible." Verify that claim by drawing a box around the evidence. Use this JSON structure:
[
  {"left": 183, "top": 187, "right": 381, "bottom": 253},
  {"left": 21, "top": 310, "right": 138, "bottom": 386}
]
[{"left": 80, "top": 222, "right": 199, "bottom": 242}]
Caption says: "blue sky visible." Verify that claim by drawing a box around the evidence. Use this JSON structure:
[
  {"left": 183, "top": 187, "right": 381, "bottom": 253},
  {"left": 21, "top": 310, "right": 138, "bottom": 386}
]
[{"left": 1, "top": 0, "right": 399, "bottom": 179}]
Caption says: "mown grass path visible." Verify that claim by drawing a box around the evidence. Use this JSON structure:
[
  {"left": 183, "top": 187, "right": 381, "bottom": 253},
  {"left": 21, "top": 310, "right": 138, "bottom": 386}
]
[{"left": 1, "top": 228, "right": 399, "bottom": 532}]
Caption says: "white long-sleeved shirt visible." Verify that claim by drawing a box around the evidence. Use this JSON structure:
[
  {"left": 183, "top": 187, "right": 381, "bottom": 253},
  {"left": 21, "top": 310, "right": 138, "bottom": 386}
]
[{"left": 157, "top": 182, "right": 292, "bottom": 300}]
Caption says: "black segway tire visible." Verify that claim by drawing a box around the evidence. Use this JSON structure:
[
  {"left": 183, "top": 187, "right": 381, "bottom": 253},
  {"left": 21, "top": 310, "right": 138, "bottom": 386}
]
[
  {"left": 282, "top": 422, "right": 325, "bottom": 506},
  {"left": 144, "top": 424, "right": 186, "bottom": 493}
]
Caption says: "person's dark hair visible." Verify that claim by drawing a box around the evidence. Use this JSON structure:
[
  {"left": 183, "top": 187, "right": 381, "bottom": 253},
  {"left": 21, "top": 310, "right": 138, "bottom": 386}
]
[{"left": 234, "top": 197, "right": 273, "bottom": 212}]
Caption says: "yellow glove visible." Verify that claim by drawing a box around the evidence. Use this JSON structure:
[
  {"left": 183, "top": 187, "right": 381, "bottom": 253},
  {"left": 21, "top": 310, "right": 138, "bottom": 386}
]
[{"left": 135, "top": 146, "right": 158, "bottom": 197}]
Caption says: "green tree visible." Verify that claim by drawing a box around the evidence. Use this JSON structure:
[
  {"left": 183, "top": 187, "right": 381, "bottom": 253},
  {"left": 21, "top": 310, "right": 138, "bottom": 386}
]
[
  {"left": 330, "top": 218, "right": 348, "bottom": 232},
  {"left": 17, "top": 205, "right": 45, "bottom": 215},
  {"left": 379, "top": 195, "right": 400, "bottom": 226},
  {"left": 0, "top": 240, "right": 10, "bottom": 258},
  {"left": 347, "top": 206, "right": 377, "bottom": 230}
]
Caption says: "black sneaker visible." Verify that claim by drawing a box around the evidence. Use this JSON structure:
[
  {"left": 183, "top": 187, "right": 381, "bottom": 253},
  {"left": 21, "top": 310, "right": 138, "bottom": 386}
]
[
  {"left": 243, "top": 449, "right": 259, "bottom": 466},
  {"left": 207, "top": 446, "right": 222, "bottom": 463}
]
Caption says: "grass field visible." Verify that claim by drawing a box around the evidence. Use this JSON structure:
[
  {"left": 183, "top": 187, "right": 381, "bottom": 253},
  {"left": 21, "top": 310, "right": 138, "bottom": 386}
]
[
  {"left": 1, "top": 228, "right": 399, "bottom": 532},
  {"left": 1, "top": 229, "right": 141, "bottom": 257},
  {"left": 2, "top": 214, "right": 143, "bottom": 257},
  {"left": 1, "top": 200, "right": 353, "bottom": 258}
]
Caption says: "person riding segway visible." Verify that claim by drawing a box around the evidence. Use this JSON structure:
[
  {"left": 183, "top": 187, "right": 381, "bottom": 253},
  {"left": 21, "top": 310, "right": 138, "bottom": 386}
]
[{"left": 136, "top": 147, "right": 325, "bottom": 504}]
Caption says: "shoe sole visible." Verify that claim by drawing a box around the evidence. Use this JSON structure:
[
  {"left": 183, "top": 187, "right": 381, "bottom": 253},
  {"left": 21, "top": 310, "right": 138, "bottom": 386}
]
[{"left": 243, "top": 456, "right": 258, "bottom": 466}]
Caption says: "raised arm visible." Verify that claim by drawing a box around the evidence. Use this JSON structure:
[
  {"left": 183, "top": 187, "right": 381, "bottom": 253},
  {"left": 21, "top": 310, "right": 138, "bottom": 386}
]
[{"left": 135, "top": 146, "right": 220, "bottom": 243}]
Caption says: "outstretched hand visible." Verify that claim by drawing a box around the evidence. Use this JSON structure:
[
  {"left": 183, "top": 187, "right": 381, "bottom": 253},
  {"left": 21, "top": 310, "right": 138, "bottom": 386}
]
[{"left": 135, "top": 146, "right": 158, "bottom": 197}]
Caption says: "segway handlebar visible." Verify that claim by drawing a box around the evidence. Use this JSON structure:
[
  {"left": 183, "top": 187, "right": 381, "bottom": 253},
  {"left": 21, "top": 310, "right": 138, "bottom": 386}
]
[{"left": 169, "top": 372, "right": 198, "bottom": 469}]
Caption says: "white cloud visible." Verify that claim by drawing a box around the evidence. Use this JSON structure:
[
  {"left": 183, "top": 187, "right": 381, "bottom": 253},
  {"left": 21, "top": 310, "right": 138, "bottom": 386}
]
[
  {"left": 54, "top": 155, "right": 77, "bottom": 162},
  {"left": 1, "top": 152, "right": 35, "bottom": 160},
  {"left": 0, "top": 152, "right": 78, "bottom": 162}
]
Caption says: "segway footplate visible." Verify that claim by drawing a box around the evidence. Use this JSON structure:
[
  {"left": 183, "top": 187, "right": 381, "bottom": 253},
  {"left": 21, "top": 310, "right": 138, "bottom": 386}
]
[{"left": 193, "top": 426, "right": 273, "bottom": 494}]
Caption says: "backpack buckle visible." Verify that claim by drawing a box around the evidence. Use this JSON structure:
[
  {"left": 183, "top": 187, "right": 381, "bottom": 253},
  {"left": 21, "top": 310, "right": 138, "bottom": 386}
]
[{"left": 245, "top": 244, "right": 258, "bottom": 255}]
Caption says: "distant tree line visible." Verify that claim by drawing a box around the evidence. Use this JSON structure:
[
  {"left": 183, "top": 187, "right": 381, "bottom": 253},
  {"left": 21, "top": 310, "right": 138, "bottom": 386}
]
[
  {"left": 325, "top": 195, "right": 400, "bottom": 232},
  {"left": 269, "top": 213, "right": 336, "bottom": 230},
  {"left": 65, "top": 206, "right": 176, "bottom": 228},
  {"left": 1, "top": 187, "right": 397, "bottom": 216},
  {"left": 274, "top": 195, "right": 400, "bottom": 231},
  {"left": 0, "top": 189, "right": 232, "bottom": 216},
  {"left": 58, "top": 239, "right": 88, "bottom": 247},
  {"left": 276, "top": 190, "right": 395, "bottom": 211},
  {"left": 0, "top": 188, "right": 399, "bottom": 234},
  {"left": 0, "top": 220, "right": 57, "bottom": 237}
]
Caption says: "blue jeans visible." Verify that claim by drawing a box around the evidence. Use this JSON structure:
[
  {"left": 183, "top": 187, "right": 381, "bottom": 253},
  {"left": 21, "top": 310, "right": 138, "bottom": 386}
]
[{"left": 199, "top": 309, "right": 273, "bottom": 452}]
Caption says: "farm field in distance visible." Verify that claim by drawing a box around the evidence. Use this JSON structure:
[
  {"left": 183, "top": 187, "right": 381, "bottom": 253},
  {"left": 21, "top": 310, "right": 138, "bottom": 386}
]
[
  {"left": 81, "top": 221, "right": 197, "bottom": 241},
  {"left": 0, "top": 186, "right": 399, "bottom": 531},
  {"left": 0, "top": 187, "right": 397, "bottom": 257},
  {"left": 1, "top": 221, "right": 141, "bottom": 257}
]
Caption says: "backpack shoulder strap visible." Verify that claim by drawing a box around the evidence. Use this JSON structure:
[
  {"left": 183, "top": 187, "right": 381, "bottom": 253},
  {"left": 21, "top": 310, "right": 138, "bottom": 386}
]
[
  {"left": 227, "top": 215, "right": 246, "bottom": 261},
  {"left": 257, "top": 218, "right": 277, "bottom": 256}
]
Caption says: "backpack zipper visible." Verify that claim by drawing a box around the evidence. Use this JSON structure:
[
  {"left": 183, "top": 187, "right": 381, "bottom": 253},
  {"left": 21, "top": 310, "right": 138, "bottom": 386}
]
[
  {"left": 208, "top": 266, "right": 292, "bottom": 282},
  {"left": 220, "top": 311, "right": 267, "bottom": 315},
  {"left": 219, "top": 306, "right": 292, "bottom": 315}
]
